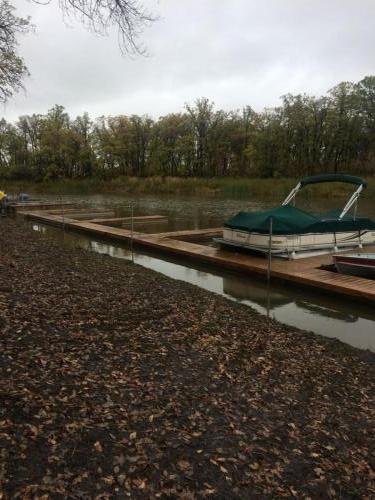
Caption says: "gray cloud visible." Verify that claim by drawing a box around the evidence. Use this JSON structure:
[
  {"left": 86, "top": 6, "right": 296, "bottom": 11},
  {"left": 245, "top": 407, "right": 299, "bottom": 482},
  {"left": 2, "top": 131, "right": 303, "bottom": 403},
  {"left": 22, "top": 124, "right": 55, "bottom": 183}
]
[{"left": 2, "top": 0, "right": 375, "bottom": 121}]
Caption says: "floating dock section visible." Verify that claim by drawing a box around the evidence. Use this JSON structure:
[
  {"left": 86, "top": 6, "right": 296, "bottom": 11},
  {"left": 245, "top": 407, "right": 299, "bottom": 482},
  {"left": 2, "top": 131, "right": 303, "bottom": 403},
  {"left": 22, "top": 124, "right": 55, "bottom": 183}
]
[
  {"left": 21, "top": 208, "right": 375, "bottom": 304},
  {"left": 9, "top": 201, "right": 75, "bottom": 212}
]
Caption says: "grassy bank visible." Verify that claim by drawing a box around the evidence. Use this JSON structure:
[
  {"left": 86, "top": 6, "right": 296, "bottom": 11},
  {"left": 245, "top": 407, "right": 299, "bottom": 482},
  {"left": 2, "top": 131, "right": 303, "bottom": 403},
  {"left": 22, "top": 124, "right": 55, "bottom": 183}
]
[{"left": 3, "top": 175, "right": 375, "bottom": 200}]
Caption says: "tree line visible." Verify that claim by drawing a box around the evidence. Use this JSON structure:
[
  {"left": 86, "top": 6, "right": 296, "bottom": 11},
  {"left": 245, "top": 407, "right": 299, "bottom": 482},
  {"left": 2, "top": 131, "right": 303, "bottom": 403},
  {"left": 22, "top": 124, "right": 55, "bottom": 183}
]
[{"left": 1, "top": 75, "right": 375, "bottom": 181}]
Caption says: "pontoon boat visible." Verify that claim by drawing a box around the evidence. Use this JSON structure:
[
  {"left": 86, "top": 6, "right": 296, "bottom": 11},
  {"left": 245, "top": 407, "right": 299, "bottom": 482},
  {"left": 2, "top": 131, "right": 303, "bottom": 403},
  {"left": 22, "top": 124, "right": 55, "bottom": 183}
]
[{"left": 216, "top": 174, "right": 375, "bottom": 259}]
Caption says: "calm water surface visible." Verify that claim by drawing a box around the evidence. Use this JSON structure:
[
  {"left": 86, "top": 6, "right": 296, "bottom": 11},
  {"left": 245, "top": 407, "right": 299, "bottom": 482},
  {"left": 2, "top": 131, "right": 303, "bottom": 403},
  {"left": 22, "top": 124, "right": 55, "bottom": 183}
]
[{"left": 30, "top": 192, "right": 375, "bottom": 352}]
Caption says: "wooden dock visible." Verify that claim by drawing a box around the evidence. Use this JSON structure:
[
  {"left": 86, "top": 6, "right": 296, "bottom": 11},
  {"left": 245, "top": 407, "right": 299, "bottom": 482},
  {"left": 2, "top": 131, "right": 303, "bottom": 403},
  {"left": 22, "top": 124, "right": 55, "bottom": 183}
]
[
  {"left": 149, "top": 227, "right": 222, "bottom": 240},
  {"left": 87, "top": 215, "right": 168, "bottom": 226},
  {"left": 22, "top": 209, "right": 375, "bottom": 303},
  {"left": 10, "top": 201, "right": 75, "bottom": 212}
]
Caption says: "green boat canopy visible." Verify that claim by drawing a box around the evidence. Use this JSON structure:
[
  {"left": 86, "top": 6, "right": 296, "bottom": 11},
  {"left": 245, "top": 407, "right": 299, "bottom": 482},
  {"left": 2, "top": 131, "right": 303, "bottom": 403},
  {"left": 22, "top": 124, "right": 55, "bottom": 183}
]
[
  {"left": 300, "top": 174, "right": 367, "bottom": 188},
  {"left": 224, "top": 205, "right": 375, "bottom": 235}
]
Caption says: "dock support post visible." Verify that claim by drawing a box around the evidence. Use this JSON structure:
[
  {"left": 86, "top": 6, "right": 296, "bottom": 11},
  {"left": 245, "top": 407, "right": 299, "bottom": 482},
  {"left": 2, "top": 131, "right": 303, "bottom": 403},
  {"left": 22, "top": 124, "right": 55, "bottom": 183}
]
[
  {"left": 267, "top": 217, "right": 273, "bottom": 284},
  {"left": 60, "top": 196, "right": 65, "bottom": 234},
  {"left": 130, "top": 203, "right": 134, "bottom": 263},
  {"left": 266, "top": 284, "right": 271, "bottom": 318},
  {"left": 334, "top": 232, "right": 338, "bottom": 252}
]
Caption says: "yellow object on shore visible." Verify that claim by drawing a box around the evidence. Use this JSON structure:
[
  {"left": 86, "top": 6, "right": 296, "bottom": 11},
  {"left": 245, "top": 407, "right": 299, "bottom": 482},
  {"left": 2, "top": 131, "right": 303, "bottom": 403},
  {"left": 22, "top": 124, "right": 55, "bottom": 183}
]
[{"left": 0, "top": 191, "right": 6, "bottom": 201}]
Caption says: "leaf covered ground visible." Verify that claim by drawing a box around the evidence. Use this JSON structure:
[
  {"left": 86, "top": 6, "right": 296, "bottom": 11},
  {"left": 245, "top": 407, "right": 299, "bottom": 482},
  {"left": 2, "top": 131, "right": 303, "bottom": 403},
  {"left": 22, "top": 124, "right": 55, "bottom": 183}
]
[{"left": 0, "top": 218, "right": 374, "bottom": 499}]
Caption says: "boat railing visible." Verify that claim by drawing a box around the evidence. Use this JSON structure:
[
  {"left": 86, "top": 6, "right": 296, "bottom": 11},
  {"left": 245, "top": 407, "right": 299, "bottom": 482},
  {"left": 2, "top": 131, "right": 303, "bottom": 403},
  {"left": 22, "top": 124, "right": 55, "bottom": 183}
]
[{"left": 339, "top": 184, "right": 364, "bottom": 219}]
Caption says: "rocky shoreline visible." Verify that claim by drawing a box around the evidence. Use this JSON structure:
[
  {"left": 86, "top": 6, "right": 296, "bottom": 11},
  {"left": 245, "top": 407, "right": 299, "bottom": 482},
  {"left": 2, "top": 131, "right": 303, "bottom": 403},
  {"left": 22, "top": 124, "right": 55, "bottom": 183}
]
[{"left": 0, "top": 218, "right": 374, "bottom": 498}]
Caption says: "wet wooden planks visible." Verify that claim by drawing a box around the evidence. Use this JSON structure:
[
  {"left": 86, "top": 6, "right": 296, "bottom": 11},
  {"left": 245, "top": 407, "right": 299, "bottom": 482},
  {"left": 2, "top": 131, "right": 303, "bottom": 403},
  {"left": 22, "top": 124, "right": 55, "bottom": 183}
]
[
  {"left": 87, "top": 215, "right": 168, "bottom": 226},
  {"left": 10, "top": 201, "right": 74, "bottom": 212},
  {"left": 293, "top": 271, "right": 375, "bottom": 301},
  {"left": 22, "top": 209, "right": 375, "bottom": 303},
  {"left": 61, "top": 211, "right": 116, "bottom": 220},
  {"left": 149, "top": 227, "right": 222, "bottom": 240}
]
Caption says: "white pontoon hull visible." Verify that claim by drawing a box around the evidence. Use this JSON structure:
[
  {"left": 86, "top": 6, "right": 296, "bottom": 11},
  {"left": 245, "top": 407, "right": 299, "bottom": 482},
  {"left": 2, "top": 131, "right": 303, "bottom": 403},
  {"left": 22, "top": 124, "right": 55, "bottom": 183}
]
[{"left": 219, "top": 228, "right": 375, "bottom": 259}]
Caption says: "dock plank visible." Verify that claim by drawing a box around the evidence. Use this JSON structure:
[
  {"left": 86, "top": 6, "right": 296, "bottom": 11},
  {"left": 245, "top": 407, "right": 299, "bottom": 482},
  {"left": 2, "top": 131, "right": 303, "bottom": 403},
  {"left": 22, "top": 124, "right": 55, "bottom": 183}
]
[
  {"left": 11, "top": 202, "right": 74, "bottom": 212},
  {"left": 148, "top": 228, "right": 222, "bottom": 240},
  {"left": 86, "top": 215, "right": 168, "bottom": 226}
]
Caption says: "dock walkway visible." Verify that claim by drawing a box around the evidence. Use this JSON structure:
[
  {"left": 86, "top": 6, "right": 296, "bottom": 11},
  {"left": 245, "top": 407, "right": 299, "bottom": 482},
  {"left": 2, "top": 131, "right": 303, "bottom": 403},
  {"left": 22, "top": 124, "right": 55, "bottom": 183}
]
[{"left": 22, "top": 208, "right": 375, "bottom": 303}]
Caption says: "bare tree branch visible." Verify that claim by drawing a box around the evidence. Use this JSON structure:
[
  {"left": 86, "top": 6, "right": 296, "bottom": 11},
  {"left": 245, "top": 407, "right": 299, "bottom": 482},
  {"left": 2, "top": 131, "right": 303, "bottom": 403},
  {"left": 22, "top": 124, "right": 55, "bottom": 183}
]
[
  {"left": 56, "top": 0, "right": 157, "bottom": 55},
  {"left": 0, "top": 0, "right": 156, "bottom": 103}
]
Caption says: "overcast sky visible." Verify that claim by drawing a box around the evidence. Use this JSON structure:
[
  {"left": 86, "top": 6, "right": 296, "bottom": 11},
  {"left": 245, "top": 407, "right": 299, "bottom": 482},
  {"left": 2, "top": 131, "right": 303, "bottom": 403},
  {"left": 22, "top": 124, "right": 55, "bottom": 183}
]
[{"left": 2, "top": 0, "right": 375, "bottom": 122}]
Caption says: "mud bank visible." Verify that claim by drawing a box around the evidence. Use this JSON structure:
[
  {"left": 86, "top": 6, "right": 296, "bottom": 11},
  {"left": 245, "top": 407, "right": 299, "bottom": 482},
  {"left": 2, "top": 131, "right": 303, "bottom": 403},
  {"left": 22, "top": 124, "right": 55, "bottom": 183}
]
[{"left": 0, "top": 219, "right": 374, "bottom": 498}]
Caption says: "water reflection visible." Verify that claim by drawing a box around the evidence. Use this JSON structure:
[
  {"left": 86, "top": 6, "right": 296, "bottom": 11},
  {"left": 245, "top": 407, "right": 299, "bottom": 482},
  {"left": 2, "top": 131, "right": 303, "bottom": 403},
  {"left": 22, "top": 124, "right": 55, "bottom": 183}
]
[
  {"left": 295, "top": 301, "right": 357, "bottom": 323},
  {"left": 32, "top": 222, "right": 375, "bottom": 352},
  {"left": 223, "top": 278, "right": 289, "bottom": 309},
  {"left": 223, "top": 278, "right": 358, "bottom": 322}
]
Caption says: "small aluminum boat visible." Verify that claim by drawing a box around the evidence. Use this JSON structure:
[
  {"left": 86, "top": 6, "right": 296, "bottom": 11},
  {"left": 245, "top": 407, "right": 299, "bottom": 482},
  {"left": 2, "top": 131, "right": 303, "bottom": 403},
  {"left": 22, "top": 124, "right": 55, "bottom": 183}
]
[
  {"left": 334, "top": 253, "right": 375, "bottom": 279},
  {"left": 216, "top": 174, "right": 375, "bottom": 259}
]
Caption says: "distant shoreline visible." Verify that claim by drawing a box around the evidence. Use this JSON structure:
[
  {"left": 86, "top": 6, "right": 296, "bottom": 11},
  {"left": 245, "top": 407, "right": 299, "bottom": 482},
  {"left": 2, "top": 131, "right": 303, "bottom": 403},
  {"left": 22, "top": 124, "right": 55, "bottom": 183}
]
[{"left": 3, "top": 175, "right": 375, "bottom": 200}]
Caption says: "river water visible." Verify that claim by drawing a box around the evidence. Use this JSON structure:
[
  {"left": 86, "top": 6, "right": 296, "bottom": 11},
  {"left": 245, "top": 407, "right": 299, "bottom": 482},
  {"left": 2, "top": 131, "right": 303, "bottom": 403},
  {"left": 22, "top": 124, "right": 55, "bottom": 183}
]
[{"left": 29, "top": 192, "right": 375, "bottom": 352}]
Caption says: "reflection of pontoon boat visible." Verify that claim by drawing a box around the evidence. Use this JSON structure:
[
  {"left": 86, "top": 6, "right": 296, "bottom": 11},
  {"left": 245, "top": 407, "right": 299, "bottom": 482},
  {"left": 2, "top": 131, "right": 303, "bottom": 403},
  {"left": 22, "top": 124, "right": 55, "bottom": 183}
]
[
  {"left": 334, "top": 253, "right": 375, "bottom": 279},
  {"left": 216, "top": 174, "right": 375, "bottom": 259}
]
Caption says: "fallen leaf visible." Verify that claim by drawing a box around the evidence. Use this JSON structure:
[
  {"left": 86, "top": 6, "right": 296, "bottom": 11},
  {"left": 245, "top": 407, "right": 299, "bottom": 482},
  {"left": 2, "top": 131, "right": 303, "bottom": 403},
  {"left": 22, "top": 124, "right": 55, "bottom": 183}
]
[
  {"left": 177, "top": 460, "right": 192, "bottom": 472},
  {"left": 94, "top": 441, "right": 103, "bottom": 452}
]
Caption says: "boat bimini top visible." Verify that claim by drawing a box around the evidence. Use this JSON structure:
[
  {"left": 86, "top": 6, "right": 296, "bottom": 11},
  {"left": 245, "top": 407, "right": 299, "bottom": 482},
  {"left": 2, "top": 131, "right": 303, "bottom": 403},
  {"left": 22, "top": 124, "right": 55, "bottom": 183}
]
[
  {"left": 220, "top": 173, "right": 375, "bottom": 258},
  {"left": 282, "top": 174, "right": 367, "bottom": 219},
  {"left": 224, "top": 173, "right": 373, "bottom": 236}
]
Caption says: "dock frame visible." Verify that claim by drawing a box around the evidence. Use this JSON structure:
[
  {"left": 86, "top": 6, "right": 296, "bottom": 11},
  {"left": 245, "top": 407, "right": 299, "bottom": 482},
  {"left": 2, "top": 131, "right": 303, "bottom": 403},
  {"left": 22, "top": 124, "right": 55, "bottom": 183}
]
[{"left": 20, "top": 207, "right": 375, "bottom": 304}]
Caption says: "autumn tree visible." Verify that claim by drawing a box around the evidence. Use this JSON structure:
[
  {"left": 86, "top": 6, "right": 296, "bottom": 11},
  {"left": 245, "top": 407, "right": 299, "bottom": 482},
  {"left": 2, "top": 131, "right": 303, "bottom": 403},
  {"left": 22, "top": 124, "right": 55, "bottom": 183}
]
[
  {"left": 151, "top": 113, "right": 194, "bottom": 177},
  {"left": 1, "top": 76, "right": 375, "bottom": 180}
]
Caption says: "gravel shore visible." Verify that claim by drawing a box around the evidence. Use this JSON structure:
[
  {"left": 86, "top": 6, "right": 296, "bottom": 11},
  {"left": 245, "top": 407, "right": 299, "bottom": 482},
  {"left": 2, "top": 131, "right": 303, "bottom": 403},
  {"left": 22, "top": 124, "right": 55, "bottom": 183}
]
[{"left": 0, "top": 218, "right": 374, "bottom": 498}]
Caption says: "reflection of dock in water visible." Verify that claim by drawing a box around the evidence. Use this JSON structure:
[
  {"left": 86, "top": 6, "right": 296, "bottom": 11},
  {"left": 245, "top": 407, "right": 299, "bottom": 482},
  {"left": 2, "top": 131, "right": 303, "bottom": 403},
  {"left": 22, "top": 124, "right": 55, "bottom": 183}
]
[
  {"left": 295, "top": 300, "right": 357, "bottom": 323},
  {"left": 223, "top": 276, "right": 361, "bottom": 323},
  {"left": 223, "top": 277, "right": 288, "bottom": 310}
]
